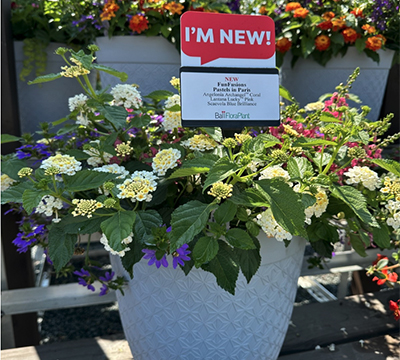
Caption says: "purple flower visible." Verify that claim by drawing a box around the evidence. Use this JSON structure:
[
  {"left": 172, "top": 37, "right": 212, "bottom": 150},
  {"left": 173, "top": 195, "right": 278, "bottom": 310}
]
[
  {"left": 142, "top": 249, "right": 169, "bottom": 268},
  {"left": 12, "top": 224, "right": 46, "bottom": 253},
  {"left": 99, "top": 271, "right": 114, "bottom": 282},
  {"left": 74, "top": 268, "right": 95, "bottom": 292},
  {"left": 172, "top": 244, "right": 191, "bottom": 269},
  {"left": 99, "top": 284, "right": 108, "bottom": 296}
]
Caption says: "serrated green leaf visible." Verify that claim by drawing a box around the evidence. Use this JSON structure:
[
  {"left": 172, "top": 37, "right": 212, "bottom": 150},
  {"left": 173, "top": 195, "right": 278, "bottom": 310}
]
[
  {"left": 181, "top": 154, "right": 219, "bottom": 169},
  {"left": 293, "top": 138, "right": 337, "bottom": 147},
  {"left": 287, "top": 157, "right": 313, "bottom": 179},
  {"left": 301, "top": 36, "right": 315, "bottom": 58},
  {"left": 371, "top": 159, "right": 400, "bottom": 177},
  {"left": 98, "top": 105, "right": 129, "bottom": 130},
  {"left": 134, "top": 210, "right": 163, "bottom": 242},
  {"left": 1, "top": 134, "right": 21, "bottom": 144},
  {"left": 234, "top": 236, "right": 261, "bottom": 283},
  {"left": 100, "top": 211, "right": 136, "bottom": 252},
  {"left": 200, "top": 127, "right": 223, "bottom": 142},
  {"left": 214, "top": 200, "right": 237, "bottom": 225},
  {"left": 372, "top": 222, "right": 391, "bottom": 249},
  {"left": 201, "top": 242, "right": 239, "bottom": 295},
  {"left": 203, "top": 157, "right": 239, "bottom": 191},
  {"left": 61, "top": 213, "right": 106, "bottom": 234},
  {"left": 165, "top": 104, "right": 180, "bottom": 111},
  {"left": 279, "top": 85, "right": 295, "bottom": 102},
  {"left": 64, "top": 170, "right": 117, "bottom": 192},
  {"left": 331, "top": 185, "right": 379, "bottom": 227},
  {"left": 92, "top": 64, "right": 128, "bottom": 82},
  {"left": 302, "top": 193, "right": 317, "bottom": 209},
  {"left": 144, "top": 90, "right": 175, "bottom": 101},
  {"left": 244, "top": 134, "right": 280, "bottom": 154},
  {"left": 246, "top": 221, "right": 260, "bottom": 237},
  {"left": 48, "top": 224, "right": 77, "bottom": 272},
  {"left": 349, "top": 234, "right": 367, "bottom": 257},
  {"left": 225, "top": 228, "right": 256, "bottom": 250},
  {"left": 130, "top": 114, "right": 151, "bottom": 128},
  {"left": 193, "top": 235, "right": 219, "bottom": 267},
  {"left": 1, "top": 158, "right": 29, "bottom": 180},
  {"left": 64, "top": 149, "right": 90, "bottom": 161},
  {"left": 0, "top": 182, "right": 33, "bottom": 204},
  {"left": 229, "top": 188, "right": 269, "bottom": 208},
  {"left": 22, "top": 189, "right": 48, "bottom": 214},
  {"left": 170, "top": 201, "right": 218, "bottom": 250},
  {"left": 28, "top": 73, "right": 62, "bottom": 85},
  {"left": 255, "top": 179, "right": 307, "bottom": 238},
  {"left": 320, "top": 113, "right": 341, "bottom": 123},
  {"left": 168, "top": 167, "right": 209, "bottom": 179}
]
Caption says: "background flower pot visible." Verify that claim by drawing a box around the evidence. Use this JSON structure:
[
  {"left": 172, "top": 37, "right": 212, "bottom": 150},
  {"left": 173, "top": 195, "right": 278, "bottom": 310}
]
[
  {"left": 280, "top": 48, "right": 395, "bottom": 121},
  {"left": 13, "top": 42, "right": 96, "bottom": 135},
  {"left": 110, "top": 234, "right": 306, "bottom": 360},
  {"left": 95, "top": 36, "right": 181, "bottom": 96}
]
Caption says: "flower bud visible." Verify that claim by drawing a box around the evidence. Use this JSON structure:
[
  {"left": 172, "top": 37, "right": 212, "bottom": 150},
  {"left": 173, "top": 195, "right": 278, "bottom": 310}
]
[
  {"left": 55, "top": 47, "right": 68, "bottom": 56},
  {"left": 87, "top": 44, "right": 100, "bottom": 52},
  {"left": 18, "top": 167, "right": 33, "bottom": 178}
]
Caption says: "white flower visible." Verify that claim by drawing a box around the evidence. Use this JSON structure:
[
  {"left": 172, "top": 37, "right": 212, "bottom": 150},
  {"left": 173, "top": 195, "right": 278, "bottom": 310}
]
[
  {"left": 152, "top": 148, "right": 181, "bottom": 176},
  {"left": 304, "top": 188, "right": 329, "bottom": 224},
  {"left": 1, "top": 174, "right": 16, "bottom": 191},
  {"left": 83, "top": 141, "right": 113, "bottom": 167},
  {"left": 385, "top": 200, "right": 400, "bottom": 230},
  {"left": 76, "top": 114, "right": 90, "bottom": 126},
  {"left": 164, "top": 94, "right": 180, "bottom": 109},
  {"left": 255, "top": 208, "right": 292, "bottom": 241},
  {"left": 344, "top": 166, "right": 380, "bottom": 191},
  {"left": 68, "top": 93, "right": 89, "bottom": 112},
  {"left": 111, "top": 84, "right": 142, "bottom": 109},
  {"left": 35, "top": 195, "right": 63, "bottom": 217},
  {"left": 247, "top": 161, "right": 261, "bottom": 173},
  {"left": 92, "top": 164, "right": 129, "bottom": 180},
  {"left": 181, "top": 134, "right": 217, "bottom": 151},
  {"left": 163, "top": 110, "right": 182, "bottom": 131},
  {"left": 304, "top": 101, "right": 324, "bottom": 112},
  {"left": 259, "top": 165, "right": 291, "bottom": 182},
  {"left": 40, "top": 154, "right": 82, "bottom": 176},
  {"left": 100, "top": 233, "right": 133, "bottom": 257},
  {"left": 116, "top": 171, "right": 158, "bottom": 202}
]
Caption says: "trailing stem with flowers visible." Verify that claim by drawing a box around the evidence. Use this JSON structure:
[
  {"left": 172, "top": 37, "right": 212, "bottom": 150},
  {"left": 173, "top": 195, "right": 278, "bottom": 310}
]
[{"left": 1, "top": 46, "right": 400, "bottom": 312}]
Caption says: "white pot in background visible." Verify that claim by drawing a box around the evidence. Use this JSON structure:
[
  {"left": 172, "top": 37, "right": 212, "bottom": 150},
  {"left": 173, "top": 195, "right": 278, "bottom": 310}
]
[
  {"left": 95, "top": 36, "right": 181, "bottom": 96},
  {"left": 280, "top": 48, "right": 394, "bottom": 121},
  {"left": 13, "top": 42, "right": 96, "bottom": 135},
  {"left": 110, "top": 233, "right": 306, "bottom": 360}
]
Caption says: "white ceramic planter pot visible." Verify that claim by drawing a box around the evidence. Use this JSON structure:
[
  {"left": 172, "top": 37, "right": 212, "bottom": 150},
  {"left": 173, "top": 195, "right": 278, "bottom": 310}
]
[
  {"left": 13, "top": 42, "right": 96, "bottom": 135},
  {"left": 280, "top": 48, "right": 394, "bottom": 121},
  {"left": 110, "top": 233, "right": 306, "bottom": 360},
  {"left": 95, "top": 36, "right": 181, "bottom": 96}
]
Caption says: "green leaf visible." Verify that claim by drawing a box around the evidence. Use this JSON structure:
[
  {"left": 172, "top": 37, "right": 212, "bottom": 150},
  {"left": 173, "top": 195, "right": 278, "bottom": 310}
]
[
  {"left": 1, "top": 158, "right": 29, "bottom": 180},
  {"left": 244, "top": 134, "right": 280, "bottom": 154},
  {"left": 100, "top": 211, "right": 137, "bottom": 252},
  {"left": 320, "top": 112, "right": 341, "bottom": 123},
  {"left": 144, "top": 90, "right": 175, "bottom": 101},
  {"left": 293, "top": 138, "right": 337, "bottom": 147},
  {"left": 98, "top": 105, "right": 129, "bottom": 130},
  {"left": 170, "top": 201, "right": 218, "bottom": 250},
  {"left": 193, "top": 235, "right": 219, "bottom": 267},
  {"left": 255, "top": 179, "right": 307, "bottom": 238},
  {"left": 301, "top": 36, "right": 315, "bottom": 58},
  {"left": 371, "top": 222, "right": 391, "bottom": 249},
  {"left": 349, "top": 234, "right": 367, "bottom": 257},
  {"left": 331, "top": 185, "right": 379, "bottom": 227},
  {"left": 214, "top": 200, "right": 237, "bottom": 225},
  {"left": 225, "top": 228, "right": 256, "bottom": 250},
  {"left": 371, "top": 159, "right": 400, "bottom": 177},
  {"left": 201, "top": 242, "right": 239, "bottom": 295},
  {"left": 331, "top": 31, "right": 344, "bottom": 45},
  {"left": 168, "top": 167, "right": 209, "bottom": 179},
  {"left": 234, "top": 236, "right": 261, "bottom": 283},
  {"left": 22, "top": 189, "right": 48, "bottom": 214},
  {"left": 134, "top": 210, "right": 163, "bottom": 242},
  {"left": 48, "top": 224, "right": 77, "bottom": 272},
  {"left": 92, "top": 64, "right": 128, "bottom": 82},
  {"left": 302, "top": 193, "right": 316, "bottom": 209},
  {"left": 279, "top": 85, "right": 295, "bottom": 102},
  {"left": 121, "top": 238, "right": 144, "bottom": 278},
  {"left": 355, "top": 38, "right": 366, "bottom": 52},
  {"left": 165, "top": 104, "right": 180, "bottom": 111},
  {"left": 203, "top": 157, "right": 239, "bottom": 191},
  {"left": 130, "top": 114, "right": 151, "bottom": 128},
  {"left": 64, "top": 170, "right": 117, "bottom": 192},
  {"left": 1, "top": 134, "right": 20, "bottom": 144},
  {"left": 0, "top": 182, "right": 33, "bottom": 204},
  {"left": 28, "top": 73, "right": 62, "bottom": 85},
  {"left": 287, "top": 157, "right": 313, "bottom": 179},
  {"left": 64, "top": 149, "right": 90, "bottom": 161},
  {"left": 200, "top": 127, "right": 223, "bottom": 142},
  {"left": 229, "top": 188, "right": 269, "bottom": 208},
  {"left": 61, "top": 214, "right": 105, "bottom": 235},
  {"left": 246, "top": 221, "right": 260, "bottom": 237},
  {"left": 181, "top": 154, "right": 219, "bottom": 169}
]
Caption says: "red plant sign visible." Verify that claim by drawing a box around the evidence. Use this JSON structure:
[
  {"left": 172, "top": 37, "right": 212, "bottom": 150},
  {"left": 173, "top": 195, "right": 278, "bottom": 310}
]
[{"left": 181, "top": 12, "right": 275, "bottom": 65}]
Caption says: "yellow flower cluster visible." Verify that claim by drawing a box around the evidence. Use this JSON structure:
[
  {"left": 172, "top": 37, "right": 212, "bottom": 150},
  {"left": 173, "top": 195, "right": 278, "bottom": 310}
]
[
  {"left": 163, "top": 110, "right": 182, "bottom": 131},
  {"left": 60, "top": 59, "right": 90, "bottom": 78},
  {"left": 116, "top": 171, "right": 157, "bottom": 202},
  {"left": 116, "top": 142, "right": 133, "bottom": 157},
  {"left": 18, "top": 167, "right": 33, "bottom": 178},
  {"left": 152, "top": 148, "right": 181, "bottom": 176},
  {"left": 170, "top": 76, "right": 180, "bottom": 89},
  {"left": 181, "top": 134, "right": 217, "bottom": 151},
  {"left": 207, "top": 182, "right": 233, "bottom": 200},
  {"left": 72, "top": 199, "right": 104, "bottom": 218},
  {"left": 234, "top": 133, "right": 252, "bottom": 144},
  {"left": 381, "top": 176, "right": 400, "bottom": 201}
]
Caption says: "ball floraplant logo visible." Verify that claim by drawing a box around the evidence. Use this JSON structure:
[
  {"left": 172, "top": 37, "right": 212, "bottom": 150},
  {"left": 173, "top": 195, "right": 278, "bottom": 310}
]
[{"left": 215, "top": 110, "right": 250, "bottom": 119}]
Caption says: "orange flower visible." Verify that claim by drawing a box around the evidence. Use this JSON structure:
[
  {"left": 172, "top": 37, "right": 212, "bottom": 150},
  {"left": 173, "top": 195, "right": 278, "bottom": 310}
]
[
  {"left": 293, "top": 8, "right": 309, "bottom": 18},
  {"left": 372, "top": 253, "right": 389, "bottom": 266},
  {"left": 100, "top": 0, "right": 120, "bottom": 21},
  {"left": 315, "top": 34, "right": 330, "bottom": 51},
  {"left": 285, "top": 2, "right": 302, "bottom": 12},
  {"left": 164, "top": 2, "right": 185, "bottom": 15},
  {"left": 318, "top": 20, "right": 333, "bottom": 30},
  {"left": 342, "top": 28, "right": 359, "bottom": 44},
  {"left": 350, "top": 8, "right": 363, "bottom": 17},
  {"left": 365, "top": 35, "right": 386, "bottom": 51},
  {"left": 332, "top": 17, "right": 346, "bottom": 31},
  {"left": 389, "top": 300, "right": 400, "bottom": 321},
  {"left": 129, "top": 14, "right": 149, "bottom": 34},
  {"left": 276, "top": 37, "right": 292, "bottom": 53},
  {"left": 322, "top": 11, "right": 335, "bottom": 20},
  {"left": 372, "top": 269, "right": 398, "bottom": 285},
  {"left": 259, "top": 6, "right": 267, "bottom": 14},
  {"left": 362, "top": 24, "right": 377, "bottom": 34}
]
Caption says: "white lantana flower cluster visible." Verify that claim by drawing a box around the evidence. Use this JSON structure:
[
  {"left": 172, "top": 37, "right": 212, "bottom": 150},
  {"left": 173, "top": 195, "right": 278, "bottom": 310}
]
[
  {"left": 181, "top": 134, "right": 217, "bottom": 151},
  {"left": 259, "top": 165, "right": 291, "bottom": 183},
  {"left": 1, "top": 174, "right": 16, "bottom": 191},
  {"left": 163, "top": 111, "right": 182, "bottom": 131},
  {"left": 343, "top": 166, "right": 380, "bottom": 191},
  {"left": 152, "top": 148, "right": 181, "bottom": 176},
  {"left": 117, "top": 171, "right": 157, "bottom": 202},
  {"left": 69, "top": 94, "right": 92, "bottom": 126},
  {"left": 304, "top": 188, "right": 329, "bottom": 224},
  {"left": 255, "top": 209, "right": 293, "bottom": 241},
  {"left": 164, "top": 94, "right": 180, "bottom": 109},
  {"left": 385, "top": 200, "right": 400, "bottom": 230},
  {"left": 111, "top": 84, "right": 142, "bottom": 109},
  {"left": 35, "top": 195, "right": 63, "bottom": 217},
  {"left": 93, "top": 164, "right": 129, "bottom": 180},
  {"left": 100, "top": 232, "right": 133, "bottom": 257},
  {"left": 40, "top": 154, "right": 82, "bottom": 176}
]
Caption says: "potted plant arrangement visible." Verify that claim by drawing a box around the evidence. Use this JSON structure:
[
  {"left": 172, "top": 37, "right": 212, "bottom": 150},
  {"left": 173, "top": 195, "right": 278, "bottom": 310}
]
[
  {"left": 254, "top": 0, "right": 400, "bottom": 121},
  {"left": 2, "top": 45, "right": 399, "bottom": 359}
]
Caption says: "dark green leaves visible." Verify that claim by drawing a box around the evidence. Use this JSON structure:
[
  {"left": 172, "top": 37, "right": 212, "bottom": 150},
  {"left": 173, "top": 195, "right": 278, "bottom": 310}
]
[
  {"left": 48, "top": 224, "right": 77, "bottom": 272},
  {"left": 134, "top": 210, "right": 163, "bottom": 242},
  {"left": 92, "top": 64, "right": 128, "bottom": 82},
  {"left": 214, "top": 200, "right": 236, "bottom": 225},
  {"left": 192, "top": 236, "right": 219, "bottom": 268},
  {"left": 371, "top": 159, "right": 400, "bottom": 177},
  {"left": 64, "top": 170, "right": 117, "bottom": 192},
  {"left": 225, "top": 228, "right": 256, "bottom": 250},
  {"left": 97, "top": 104, "right": 129, "bottom": 130},
  {"left": 27, "top": 73, "right": 62, "bottom": 85},
  {"left": 203, "top": 157, "right": 239, "bottom": 191}
]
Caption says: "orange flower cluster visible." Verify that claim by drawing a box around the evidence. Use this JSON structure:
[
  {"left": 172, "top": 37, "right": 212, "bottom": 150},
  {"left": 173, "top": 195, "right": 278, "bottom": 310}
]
[
  {"left": 293, "top": 7, "right": 309, "bottom": 18},
  {"left": 365, "top": 35, "right": 386, "bottom": 51},
  {"left": 350, "top": 8, "right": 363, "bottom": 17},
  {"left": 362, "top": 24, "right": 377, "bottom": 34},
  {"left": 285, "top": 2, "right": 302, "bottom": 12},
  {"left": 100, "top": 0, "right": 120, "bottom": 21},
  {"left": 276, "top": 37, "right": 292, "bottom": 53},
  {"left": 129, "top": 14, "right": 149, "bottom": 34},
  {"left": 163, "top": 1, "right": 185, "bottom": 15},
  {"left": 342, "top": 28, "right": 359, "bottom": 44},
  {"left": 259, "top": 5, "right": 267, "bottom": 15},
  {"left": 315, "top": 34, "right": 330, "bottom": 51},
  {"left": 317, "top": 12, "right": 335, "bottom": 30},
  {"left": 331, "top": 17, "right": 346, "bottom": 32}
]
